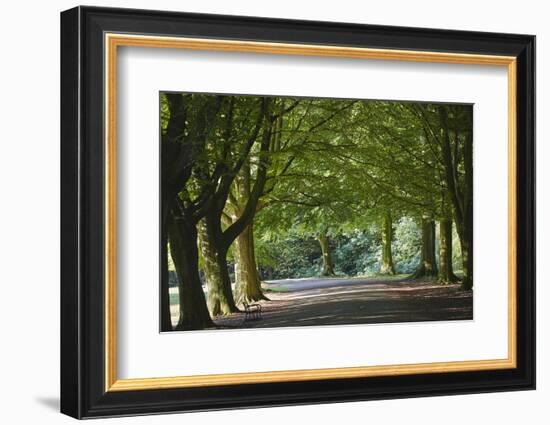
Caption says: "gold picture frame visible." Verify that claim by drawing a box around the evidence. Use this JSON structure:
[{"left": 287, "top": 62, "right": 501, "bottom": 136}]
[{"left": 104, "top": 34, "right": 517, "bottom": 392}]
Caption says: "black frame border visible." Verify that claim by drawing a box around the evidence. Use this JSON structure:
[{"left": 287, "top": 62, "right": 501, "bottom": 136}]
[{"left": 60, "top": 6, "right": 535, "bottom": 419}]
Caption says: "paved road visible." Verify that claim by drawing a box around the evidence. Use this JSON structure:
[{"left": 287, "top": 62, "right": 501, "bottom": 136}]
[{"left": 213, "top": 276, "right": 473, "bottom": 329}]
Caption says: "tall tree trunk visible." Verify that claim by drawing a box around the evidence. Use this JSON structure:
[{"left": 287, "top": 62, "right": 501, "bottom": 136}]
[
  {"left": 234, "top": 223, "right": 268, "bottom": 304},
  {"left": 458, "top": 220, "right": 473, "bottom": 290},
  {"left": 451, "top": 210, "right": 473, "bottom": 290},
  {"left": 193, "top": 109, "right": 272, "bottom": 316},
  {"left": 438, "top": 219, "right": 458, "bottom": 283},
  {"left": 160, "top": 228, "right": 173, "bottom": 331},
  {"left": 159, "top": 94, "right": 229, "bottom": 330},
  {"left": 167, "top": 215, "right": 214, "bottom": 330},
  {"left": 229, "top": 158, "right": 268, "bottom": 304},
  {"left": 380, "top": 211, "right": 396, "bottom": 274},
  {"left": 198, "top": 215, "right": 239, "bottom": 316},
  {"left": 439, "top": 106, "right": 473, "bottom": 290},
  {"left": 460, "top": 117, "right": 474, "bottom": 290},
  {"left": 160, "top": 188, "right": 177, "bottom": 332},
  {"left": 318, "top": 234, "right": 336, "bottom": 276},
  {"left": 413, "top": 217, "right": 438, "bottom": 278}
]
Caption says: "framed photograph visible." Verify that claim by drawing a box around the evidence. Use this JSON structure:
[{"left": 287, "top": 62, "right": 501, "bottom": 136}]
[{"left": 60, "top": 6, "right": 535, "bottom": 419}]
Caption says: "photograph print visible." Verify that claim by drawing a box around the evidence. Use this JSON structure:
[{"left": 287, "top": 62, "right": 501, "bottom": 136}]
[{"left": 160, "top": 92, "right": 473, "bottom": 332}]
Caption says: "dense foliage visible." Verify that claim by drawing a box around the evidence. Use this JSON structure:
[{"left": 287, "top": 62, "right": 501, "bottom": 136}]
[{"left": 254, "top": 217, "right": 462, "bottom": 279}]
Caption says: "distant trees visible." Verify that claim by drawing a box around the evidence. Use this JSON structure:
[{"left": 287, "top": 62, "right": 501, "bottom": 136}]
[
  {"left": 161, "top": 92, "right": 474, "bottom": 330},
  {"left": 347, "top": 101, "right": 471, "bottom": 287}
]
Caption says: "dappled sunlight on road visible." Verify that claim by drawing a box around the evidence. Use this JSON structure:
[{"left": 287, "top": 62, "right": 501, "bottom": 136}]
[{"left": 212, "top": 277, "right": 473, "bottom": 330}]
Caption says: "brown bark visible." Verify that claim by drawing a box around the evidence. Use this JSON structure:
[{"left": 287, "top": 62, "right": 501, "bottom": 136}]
[
  {"left": 234, "top": 223, "right": 268, "bottom": 303},
  {"left": 438, "top": 219, "right": 458, "bottom": 283},
  {"left": 160, "top": 229, "right": 172, "bottom": 331},
  {"left": 413, "top": 217, "right": 438, "bottom": 278},
  {"left": 461, "top": 116, "right": 474, "bottom": 290},
  {"left": 167, "top": 215, "right": 214, "bottom": 330},
  {"left": 197, "top": 215, "right": 239, "bottom": 316},
  {"left": 159, "top": 94, "right": 223, "bottom": 329},
  {"left": 199, "top": 111, "right": 275, "bottom": 313},
  {"left": 439, "top": 106, "right": 473, "bottom": 290},
  {"left": 230, "top": 155, "right": 270, "bottom": 304},
  {"left": 457, "top": 221, "right": 473, "bottom": 290},
  {"left": 380, "top": 211, "right": 396, "bottom": 275},
  {"left": 318, "top": 234, "right": 336, "bottom": 276}
]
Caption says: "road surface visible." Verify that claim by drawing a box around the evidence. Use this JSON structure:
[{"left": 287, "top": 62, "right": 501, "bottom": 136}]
[{"left": 213, "top": 276, "right": 473, "bottom": 329}]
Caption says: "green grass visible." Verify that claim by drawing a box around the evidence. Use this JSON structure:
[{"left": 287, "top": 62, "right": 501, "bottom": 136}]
[
  {"left": 262, "top": 285, "right": 293, "bottom": 293},
  {"left": 345, "top": 273, "right": 408, "bottom": 282}
]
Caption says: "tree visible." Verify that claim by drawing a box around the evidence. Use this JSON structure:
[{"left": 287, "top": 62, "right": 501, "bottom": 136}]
[
  {"left": 412, "top": 216, "right": 438, "bottom": 278},
  {"left": 439, "top": 105, "right": 473, "bottom": 290},
  {"left": 438, "top": 219, "right": 458, "bottom": 283},
  {"left": 250, "top": 99, "right": 361, "bottom": 278},
  {"left": 317, "top": 234, "right": 336, "bottom": 276},
  {"left": 233, "top": 222, "right": 266, "bottom": 302},
  {"left": 161, "top": 93, "right": 270, "bottom": 324},
  {"left": 339, "top": 101, "right": 442, "bottom": 278},
  {"left": 437, "top": 193, "right": 459, "bottom": 283},
  {"left": 168, "top": 214, "right": 213, "bottom": 330},
  {"left": 160, "top": 93, "right": 225, "bottom": 330},
  {"left": 412, "top": 103, "right": 473, "bottom": 289},
  {"left": 379, "top": 211, "right": 396, "bottom": 274},
  {"left": 368, "top": 101, "right": 472, "bottom": 284},
  {"left": 195, "top": 97, "right": 273, "bottom": 316},
  {"left": 224, "top": 111, "right": 289, "bottom": 304}
]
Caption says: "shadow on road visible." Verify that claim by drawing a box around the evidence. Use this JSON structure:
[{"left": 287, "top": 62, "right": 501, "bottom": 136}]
[{"left": 215, "top": 277, "right": 473, "bottom": 330}]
